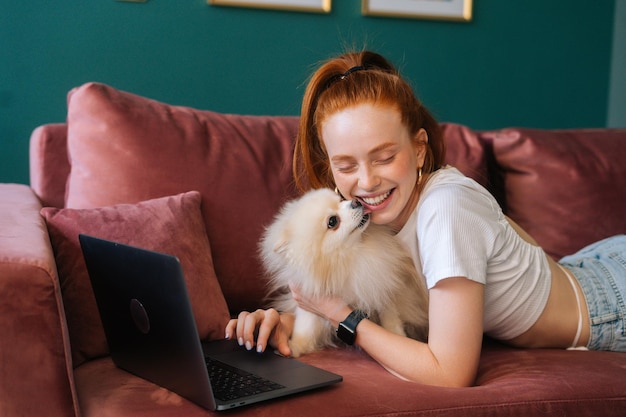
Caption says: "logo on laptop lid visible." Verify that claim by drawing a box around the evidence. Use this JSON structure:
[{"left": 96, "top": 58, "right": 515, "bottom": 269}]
[{"left": 130, "top": 298, "right": 151, "bottom": 334}]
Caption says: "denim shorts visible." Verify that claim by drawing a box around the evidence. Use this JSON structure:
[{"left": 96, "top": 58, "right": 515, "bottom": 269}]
[{"left": 559, "top": 235, "right": 626, "bottom": 352}]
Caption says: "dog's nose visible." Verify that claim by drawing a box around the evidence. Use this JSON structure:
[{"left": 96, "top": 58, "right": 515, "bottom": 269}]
[{"left": 350, "top": 199, "right": 362, "bottom": 209}]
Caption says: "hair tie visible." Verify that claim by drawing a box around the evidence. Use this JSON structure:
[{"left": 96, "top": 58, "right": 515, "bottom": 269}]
[
  {"left": 340, "top": 65, "right": 367, "bottom": 79},
  {"left": 324, "top": 65, "right": 369, "bottom": 91}
]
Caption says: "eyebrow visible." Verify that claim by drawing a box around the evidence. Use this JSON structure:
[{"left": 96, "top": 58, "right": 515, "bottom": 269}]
[{"left": 330, "top": 142, "right": 398, "bottom": 162}]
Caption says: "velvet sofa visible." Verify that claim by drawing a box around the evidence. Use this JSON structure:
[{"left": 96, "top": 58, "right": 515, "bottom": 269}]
[{"left": 1, "top": 82, "right": 626, "bottom": 417}]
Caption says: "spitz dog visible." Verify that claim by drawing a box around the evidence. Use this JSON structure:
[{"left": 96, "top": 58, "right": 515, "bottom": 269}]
[{"left": 260, "top": 188, "right": 429, "bottom": 357}]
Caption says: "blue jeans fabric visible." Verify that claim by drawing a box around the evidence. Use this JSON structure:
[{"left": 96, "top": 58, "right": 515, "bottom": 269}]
[{"left": 559, "top": 235, "right": 626, "bottom": 351}]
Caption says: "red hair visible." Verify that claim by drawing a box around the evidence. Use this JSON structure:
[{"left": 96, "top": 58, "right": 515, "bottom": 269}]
[{"left": 293, "top": 51, "right": 445, "bottom": 192}]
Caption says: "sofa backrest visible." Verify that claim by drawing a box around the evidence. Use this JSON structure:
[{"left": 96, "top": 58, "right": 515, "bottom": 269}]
[
  {"left": 28, "top": 119, "right": 490, "bottom": 212},
  {"left": 30, "top": 82, "right": 626, "bottom": 314},
  {"left": 30, "top": 123, "right": 70, "bottom": 209}
]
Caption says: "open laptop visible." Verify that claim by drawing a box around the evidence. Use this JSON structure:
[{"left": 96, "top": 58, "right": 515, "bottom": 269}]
[{"left": 79, "top": 234, "right": 342, "bottom": 411}]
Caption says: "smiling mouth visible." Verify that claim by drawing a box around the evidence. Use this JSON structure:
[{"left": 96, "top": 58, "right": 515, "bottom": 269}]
[{"left": 360, "top": 189, "right": 393, "bottom": 207}]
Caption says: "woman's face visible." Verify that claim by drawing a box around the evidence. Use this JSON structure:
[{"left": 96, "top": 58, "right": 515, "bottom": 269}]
[{"left": 321, "top": 103, "right": 428, "bottom": 231}]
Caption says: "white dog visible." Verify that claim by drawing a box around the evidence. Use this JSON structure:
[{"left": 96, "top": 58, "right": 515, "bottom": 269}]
[{"left": 260, "top": 188, "right": 429, "bottom": 357}]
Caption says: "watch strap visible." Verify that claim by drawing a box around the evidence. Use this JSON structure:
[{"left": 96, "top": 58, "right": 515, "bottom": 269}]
[{"left": 336, "top": 309, "right": 368, "bottom": 345}]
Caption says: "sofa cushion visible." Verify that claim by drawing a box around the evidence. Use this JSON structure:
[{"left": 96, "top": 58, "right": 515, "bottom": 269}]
[
  {"left": 41, "top": 191, "right": 230, "bottom": 367},
  {"left": 490, "top": 128, "right": 626, "bottom": 260},
  {"left": 441, "top": 122, "right": 489, "bottom": 189},
  {"left": 64, "top": 82, "right": 299, "bottom": 313},
  {"left": 73, "top": 343, "right": 626, "bottom": 417}
]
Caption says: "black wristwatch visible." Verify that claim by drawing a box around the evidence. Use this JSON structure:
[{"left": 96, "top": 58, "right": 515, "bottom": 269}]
[{"left": 336, "top": 310, "right": 368, "bottom": 345}]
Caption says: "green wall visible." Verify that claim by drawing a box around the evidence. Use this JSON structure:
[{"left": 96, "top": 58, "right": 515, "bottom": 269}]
[
  {"left": 1, "top": 0, "right": 616, "bottom": 184},
  {"left": 609, "top": 0, "right": 626, "bottom": 127}
]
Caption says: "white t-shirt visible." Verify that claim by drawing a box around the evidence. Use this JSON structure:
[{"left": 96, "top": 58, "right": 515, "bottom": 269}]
[{"left": 396, "top": 166, "right": 551, "bottom": 340}]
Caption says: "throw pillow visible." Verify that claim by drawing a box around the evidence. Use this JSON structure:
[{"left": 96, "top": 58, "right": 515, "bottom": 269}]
[
  {"left": 490, "top": 128, "right": 626, "bottom": 260},
  {"left": 441, "top": 122, "right": 489, "bottom": 189},
  {"left": 64, "top": 82, "right": 300, "bottom": 312},
  {"left": 41, "top": 191, "right": 230, "bottom": 367}
]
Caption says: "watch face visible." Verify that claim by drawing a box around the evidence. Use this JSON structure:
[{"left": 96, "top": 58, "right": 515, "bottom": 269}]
[{"left": 337, "top": 322, "right": 356, "bottom": 345}]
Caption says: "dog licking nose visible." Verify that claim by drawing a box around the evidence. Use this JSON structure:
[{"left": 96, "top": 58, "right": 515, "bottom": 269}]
[{"left": 349, "top": 199, "right": 370, "bottom": 228}]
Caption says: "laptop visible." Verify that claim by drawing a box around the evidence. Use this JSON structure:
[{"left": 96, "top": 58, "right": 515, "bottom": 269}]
[{"left": 79, "top": 234, "right": 342, "bottom": 411}]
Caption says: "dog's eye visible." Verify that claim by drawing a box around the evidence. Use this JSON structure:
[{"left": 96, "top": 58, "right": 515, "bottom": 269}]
[{"left": 327, "top": 215, "right": 340, "bottom": 230}]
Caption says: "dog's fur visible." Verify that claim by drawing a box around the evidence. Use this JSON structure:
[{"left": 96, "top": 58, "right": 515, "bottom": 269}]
[{"left": 260, "top": 188, "right": 429, "bottom": 357}]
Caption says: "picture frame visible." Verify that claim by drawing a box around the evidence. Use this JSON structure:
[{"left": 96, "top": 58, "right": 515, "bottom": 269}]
[
  {"left": 362, "top": 0, "right": 472, "bottom": 22},
  {"left": 208, "top": 0, "right": 331, "bottom": 14}
]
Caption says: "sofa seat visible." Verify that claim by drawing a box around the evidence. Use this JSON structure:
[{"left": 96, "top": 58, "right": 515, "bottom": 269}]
[{"left": 73, "top": 341, "right": 625, "bottom": 417}]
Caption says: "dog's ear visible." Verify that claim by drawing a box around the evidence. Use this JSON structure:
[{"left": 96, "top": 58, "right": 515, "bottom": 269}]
[
  {"left": 273, "top": 240, "right": 289, "bottom": 254},
  {"left": 273, "top": 230, "right": 290, "bottom": 254}
]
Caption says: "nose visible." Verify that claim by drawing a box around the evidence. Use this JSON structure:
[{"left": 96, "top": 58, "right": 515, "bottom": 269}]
[
  {"left": 350, "top": 199, "right": 362, "bottom": 209},
  {"left": 357, "top": 166, "right": 379, "bottom": 191}
]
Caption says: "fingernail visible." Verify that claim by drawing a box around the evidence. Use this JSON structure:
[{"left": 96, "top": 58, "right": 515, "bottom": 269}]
[
  {"left": 238, "top": 337, "right": 244, "bottom": 346},
  {"left": 257, "top": 344, "right": 263, "bottom": 353},
  {"left": 245, "top": 341, "right": 253, "bottom": 351},
  {"left": 225, "top": 332, "right": 230, "bottom": 340}
]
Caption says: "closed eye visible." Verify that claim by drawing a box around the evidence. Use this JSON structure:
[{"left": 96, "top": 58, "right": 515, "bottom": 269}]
[
  {"left": 334, "top": 163, "right": 357, "bottom": 173},
  {"left": 375, "top": 154, "right": 396, "bottom": 165}
]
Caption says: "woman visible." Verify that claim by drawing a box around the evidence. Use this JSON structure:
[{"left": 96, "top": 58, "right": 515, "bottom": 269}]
[{"left": 225, "top": 50, "right": 626, "bottom": 387}]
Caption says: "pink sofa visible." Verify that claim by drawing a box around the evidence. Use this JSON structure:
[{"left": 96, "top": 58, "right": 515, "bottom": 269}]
[{"left": 2, "top": 82, "right": 626, "bottom": 417}]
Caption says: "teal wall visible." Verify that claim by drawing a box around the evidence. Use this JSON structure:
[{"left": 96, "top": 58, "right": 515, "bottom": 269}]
[
  {"left": 1, "top": 0, "right": 617, "bottom": 184},
  {"left": 609, "top": 0, "right": 626, "bottom": 127}
]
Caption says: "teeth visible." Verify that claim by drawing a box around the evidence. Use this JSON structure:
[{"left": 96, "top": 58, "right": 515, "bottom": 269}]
[
  {"left": 362, "top": 190, "right": 391, "bottom": 206},
  {"left": 358, "top": 214, "right": 370, "bottom": 228}
]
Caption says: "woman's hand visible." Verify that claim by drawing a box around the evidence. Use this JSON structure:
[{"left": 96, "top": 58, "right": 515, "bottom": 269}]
[
  {"left": 289, "top": 282, "right": 352, "bottom": 328},
  {"left": 225, "top": 284, "right": 351, "bottom": 358},
  {"left": 224, "top": 309, "right": 294, "bottom": 357}
]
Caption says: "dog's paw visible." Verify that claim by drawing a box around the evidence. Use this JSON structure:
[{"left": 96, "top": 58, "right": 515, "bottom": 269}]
[{"left": 288, "top": 336, "right": 317, "bottom": 358}]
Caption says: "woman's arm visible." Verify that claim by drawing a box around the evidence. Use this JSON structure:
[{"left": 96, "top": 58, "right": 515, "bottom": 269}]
[
  {"left": 363, "top": 278, "right": 484, "bottom": 386},
  {"left": 226, "top": 277, "right": 484, "bottom": 387},
  {"left": 294, "top": 277, "right": 485, "bottom": 387}
]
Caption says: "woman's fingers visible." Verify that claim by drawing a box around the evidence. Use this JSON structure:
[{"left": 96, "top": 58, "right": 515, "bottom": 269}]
[
  {"left": 224, "top": 308, "right": 294, "bottom": 356},
  {"left": 226, "top": 309, "right": 284, "bottom": 353},
  {"left": 254, "top": 308, "right": 281, "bottom": 353}
]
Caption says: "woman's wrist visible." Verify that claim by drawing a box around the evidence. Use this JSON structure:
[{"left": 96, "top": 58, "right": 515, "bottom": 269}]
[{"left": 329, "top": 305, "right": 354, "bottom": 329}]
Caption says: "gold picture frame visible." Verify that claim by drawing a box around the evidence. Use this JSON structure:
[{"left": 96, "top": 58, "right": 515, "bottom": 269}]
[
  {"left": 362, "top": 0, "right": 472, "bottom": 22},
  {"left": 209, "top": 0, "right": 331, "bottom": 14}
]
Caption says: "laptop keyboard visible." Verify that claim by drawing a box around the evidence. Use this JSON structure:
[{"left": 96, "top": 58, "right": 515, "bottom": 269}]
[{"left": 206, "top": 357, "right": 286, "bottom": 401}]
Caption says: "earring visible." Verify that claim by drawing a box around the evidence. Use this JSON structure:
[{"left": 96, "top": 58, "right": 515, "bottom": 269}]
[
  {"left": 334, "top": 186, "right": 346, "bottom": 201},
  {"left": 417, "top": 168, "right": 423, "bottom": 185}
]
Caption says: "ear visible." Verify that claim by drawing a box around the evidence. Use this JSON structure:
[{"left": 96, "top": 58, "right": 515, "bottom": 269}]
[
  {"left": 414, "top": 128, "right": 429, "bottom": 166},
  {"left": 273, "top": 231, "right": 290, "bottom": 254}
]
